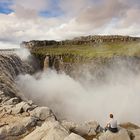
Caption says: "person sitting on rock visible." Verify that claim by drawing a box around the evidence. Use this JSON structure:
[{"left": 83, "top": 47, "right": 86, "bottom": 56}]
[{"left": 105, "top": 114, "right": 118, "bottom": 133}]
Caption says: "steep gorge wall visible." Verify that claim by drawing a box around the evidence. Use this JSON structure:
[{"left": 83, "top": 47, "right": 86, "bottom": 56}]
[
  {"left": 42, "top": 53, "right": 140, "bottom": 78},
  {"left": 43, "top": 54, "right": 89, "bottom": 72},
  {"left": 21, "top": 35, "right": 140, "bottom": 73},
  {"left": 0, "top": 54, "right": 33, "bottom": 99},
  {"left": 33, "top": 53, "right": 95, "bottom": 74}
]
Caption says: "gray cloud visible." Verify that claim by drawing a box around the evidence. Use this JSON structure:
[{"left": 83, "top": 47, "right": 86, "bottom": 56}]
[
  {"left": 59, "top": 0, "right": 91, "bottom": 17},
  {"left": 76, "top": 0, "right": 128, "bottom": 27},
  {"left": 0, "top": 0, "right": 140, "bottom": 48},
  {"left": 11, "top": 0, "right": 50, "bottom": 19},
  {"left": 75, "top": 0, "right": 140, "bottom": 29},
  {"left": 12, "top": 4, "right": 38, "bottom": 19}
]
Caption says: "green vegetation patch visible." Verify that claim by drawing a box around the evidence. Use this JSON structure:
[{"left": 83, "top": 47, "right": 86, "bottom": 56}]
[{"left": 31, "top": 41, "right": 140, "bottom": 58}]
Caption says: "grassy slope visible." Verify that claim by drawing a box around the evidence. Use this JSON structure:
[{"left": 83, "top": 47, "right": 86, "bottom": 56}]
[{"left": 31, "top": 41, "right": 140, "bottom": 58}]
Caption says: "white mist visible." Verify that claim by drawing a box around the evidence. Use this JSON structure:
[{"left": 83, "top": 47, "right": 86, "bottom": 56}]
[{"left": 16, "top": 59, "right": 140, "bottom": 126}]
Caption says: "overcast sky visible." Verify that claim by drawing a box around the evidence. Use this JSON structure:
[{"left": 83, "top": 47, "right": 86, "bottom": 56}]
[{"left": 0, "top": 0, "right": 140, "bottom": 48}]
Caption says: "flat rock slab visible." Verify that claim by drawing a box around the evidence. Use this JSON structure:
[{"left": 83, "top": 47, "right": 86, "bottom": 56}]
[
  {"left": 22, "top": 121, "right": 69, "bottom": 140},
  {"left": 99, "top": 128, "right": 130, "bottom": 140}
]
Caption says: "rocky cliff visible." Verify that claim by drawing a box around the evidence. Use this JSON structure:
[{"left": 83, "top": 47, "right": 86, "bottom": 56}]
[
  {"left": 0, "top": 54, "right": 57, "bottom": 139},
  {"left": 22, "top": 35, "right": 140, "bottom": 49},
  {"left": 0, "top": 54, "right": 33, "bottom": 98},
  {"left": 21, "top": 35, "right": 140, "bottom": 74},
  {"left": 1, "top": 53, "right": 140, "bottom": 140}
]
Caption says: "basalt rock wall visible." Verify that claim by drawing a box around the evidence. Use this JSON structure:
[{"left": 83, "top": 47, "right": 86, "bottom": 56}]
[
  {"left": 0, "top": 54, "right": 33, "bottom": 98},
  {"left": 22, "top": 35, "right": 140, "bottom": 49}
]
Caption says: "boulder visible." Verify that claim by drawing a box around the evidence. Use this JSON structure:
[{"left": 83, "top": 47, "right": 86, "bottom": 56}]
[
  {"left": 22, "top": 117, "right": 38, "bottom": 129},
  {"left": 99, "top": 128, "right": 130, "bottom": 140},
  {"left": 61, "top": 120, "right": 77, "bottom": 131},
  {"left": 4, "top": 97, "right": 20, "bottom": 105},
  {"left": 22, "top": 102, "right": 35, "bottom": 112},
  {"left": 27, "top": 100, "right": 34, "bottom": 106},
  {"left": 11, "top": 101, "right": 35, "bottom": 114},
  {"left": 86, "top": 121, "right": 99, "bottom": 136},
  {"left": 73, "top": 121, "right": 99, "bottom": 136},
  {"left": 120, "top": 122, "right": 140, "bottom": 130},
  {"left": 22, "top": 121, "right": 69, "bottom": 140},
  {"left": 0, "top": 123, "right": 26, "bottom": 139},
  {"left": 0, "top": 104, "right": 13, "bottom": 114},
  {"left": 30, "top": 107, "right": 56, "bottom": 121},
  {"left": 0, "top": 117, "right": 38, "bottom": 139},
  {"left": 11, "top": 102, "right": 26, "bottom": 114},
  {"left": 64, "top": 133, "right": 86, "bottom": 140},
  {"left": 41, "top": 125, "right": 69, "bottom": 140},
  {"left": 130, "top": 129, "right": 140, "bottom": 140},
  {"left": 6, "top": 124, "right": 26, "bottom": 136},
  {"left": 0, "top": 126, "right": 7, "bottom": 139}
]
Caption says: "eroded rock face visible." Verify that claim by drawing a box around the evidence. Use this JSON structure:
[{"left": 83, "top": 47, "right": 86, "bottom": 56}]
[
  {"left": 0, "top": 54, "right": 33, "bottom": 98},
  {"left": 44, "top": 56, "right": 50, "bottom": 70},
  {"left": 43, "top": 55, "right": 64, "bottom": 71},
  {"left": 0, "top": 54, "right": 38, "bottom": 139},
  {"left": 40, "top": 53, "right": 140, "bottom": 76}
]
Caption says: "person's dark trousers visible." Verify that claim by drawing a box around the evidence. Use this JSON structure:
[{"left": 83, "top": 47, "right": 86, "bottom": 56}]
[{"left": 105, "top": 127, "right": 118, "bottom": 133}]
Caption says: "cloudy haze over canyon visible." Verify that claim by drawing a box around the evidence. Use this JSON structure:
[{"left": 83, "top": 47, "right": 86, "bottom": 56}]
[
  {"left": 0, "top": 0, "right": 140, "bottom": 48},
  {"left": 1, "top": 1, "right": 140, "bottom": 139}
]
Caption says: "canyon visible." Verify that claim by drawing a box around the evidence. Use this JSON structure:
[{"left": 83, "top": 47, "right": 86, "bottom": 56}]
[{"left": 0, "top": 35, "right": 140, "bottom": 140}]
